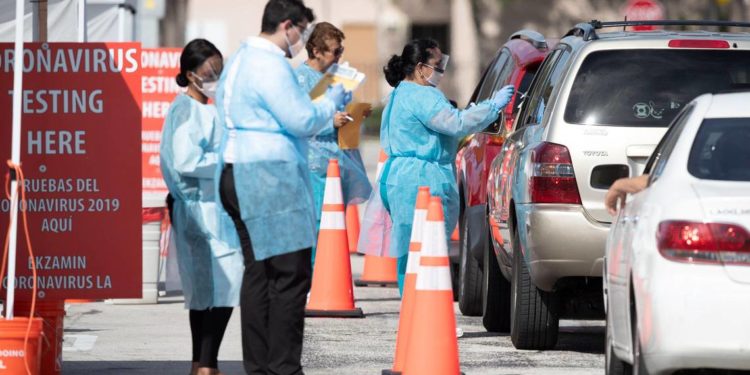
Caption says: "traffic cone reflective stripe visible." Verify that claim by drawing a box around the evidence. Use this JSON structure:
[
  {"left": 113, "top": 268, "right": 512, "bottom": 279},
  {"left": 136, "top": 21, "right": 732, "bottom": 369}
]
[
  {"left": 306, "top": 159, "right": 364, "bottom": 318},
  {"left": 403, "top": 197, "right": 462, "bottom": 375},
  {"left": 385, "top": 186, "right": 430, "bottom": 375}
]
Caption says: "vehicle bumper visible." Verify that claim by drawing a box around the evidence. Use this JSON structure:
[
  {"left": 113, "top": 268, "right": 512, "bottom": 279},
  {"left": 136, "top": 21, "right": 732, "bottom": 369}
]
[
  {"left": 515, "top": 203, "right": 609, "bottom": 291},
  {"left": 638, "top": 259, "right": 750, "bottom": 374}
]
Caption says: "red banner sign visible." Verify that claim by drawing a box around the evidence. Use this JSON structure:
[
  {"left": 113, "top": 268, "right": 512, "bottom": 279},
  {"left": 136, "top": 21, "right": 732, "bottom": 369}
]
[
  {"left": 141, "top": 48, "right": 181, "bottom": 199},
  {"left": 0, "top": 43, "right": 142, "bottom": 300}
]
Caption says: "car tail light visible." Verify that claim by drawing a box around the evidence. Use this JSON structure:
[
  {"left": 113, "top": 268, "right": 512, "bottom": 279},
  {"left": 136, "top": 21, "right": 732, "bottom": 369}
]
[
  {"left": 529, "top": 142, "right": 581, "bottom": 204},
  {"left": 668, "top": 40, "right": 730, "bottom": 49},
  {"left": 657, "top": 221, "right": 750, "bottom": 265}
]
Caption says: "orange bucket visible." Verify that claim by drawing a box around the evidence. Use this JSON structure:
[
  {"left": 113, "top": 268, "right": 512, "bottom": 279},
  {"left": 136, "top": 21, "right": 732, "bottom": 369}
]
[
  {"left": 14, "top": 301, "right": 65, "bottom": 375},
  {"left": 0, "top": 317, "right": 43, "bottom": 374}
]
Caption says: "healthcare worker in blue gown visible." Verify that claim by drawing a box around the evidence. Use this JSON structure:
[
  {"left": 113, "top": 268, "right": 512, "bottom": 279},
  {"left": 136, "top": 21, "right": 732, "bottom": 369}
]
[
  {"left": 294, "top": 22, "right": 372, "bottom": 268},
  {"left": 379, "top": 38, "right": 515, "bottom": 294},
  {"left": 160, "top": 38, "right": 244, "bottom": 375},
  {"left": 215, "top": 1, "right": 352, "bottom": 374}
]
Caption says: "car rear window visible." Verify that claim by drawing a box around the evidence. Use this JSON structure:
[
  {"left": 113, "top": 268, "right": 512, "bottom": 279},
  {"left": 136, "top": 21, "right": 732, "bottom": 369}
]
[
  {"left": 565, "top": 49, "right": 750, "bottom": 127},
  {"left": 688, "top": 118, "right": 750, "bottom": 181}
]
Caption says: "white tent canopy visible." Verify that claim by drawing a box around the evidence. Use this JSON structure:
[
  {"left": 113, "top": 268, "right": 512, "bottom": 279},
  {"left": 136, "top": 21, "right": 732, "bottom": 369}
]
[{"left": 0, "top": 0, "right": 137, "bottom": 42}]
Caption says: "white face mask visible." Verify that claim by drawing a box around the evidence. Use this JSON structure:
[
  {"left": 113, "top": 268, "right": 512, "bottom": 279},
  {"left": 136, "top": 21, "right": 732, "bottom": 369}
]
[
  {"left": 192, "top": 74, "right": 218, "bottom": 100},
  {"left": 421, "top": 54, "right": 450, "bottom": 87},
  {"left": 196, "top": 80, "right": 217, "bottom": 99}
]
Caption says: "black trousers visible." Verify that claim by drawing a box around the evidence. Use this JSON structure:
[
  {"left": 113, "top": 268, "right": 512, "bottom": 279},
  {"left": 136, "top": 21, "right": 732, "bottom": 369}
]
[
  {"left": 219, "top": 164, "right": 312, "bottom": 375},
  {"left": 189, "top": 307, "right": 233, "bottom": 368}
]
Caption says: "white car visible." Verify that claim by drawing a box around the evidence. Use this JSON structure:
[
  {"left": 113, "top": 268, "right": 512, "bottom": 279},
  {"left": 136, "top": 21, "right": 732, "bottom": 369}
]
[{"left": 604, "top": 92, "right": 750, "bottom": 375}]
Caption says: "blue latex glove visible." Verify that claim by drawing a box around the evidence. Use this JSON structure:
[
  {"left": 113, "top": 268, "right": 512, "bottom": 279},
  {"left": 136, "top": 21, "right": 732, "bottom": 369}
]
[
  {"left": 325, "top": 84, "right": 353, "bottom": 111},
  {"left": 491, "top": 85, "right": 515, "bottom": 109}
]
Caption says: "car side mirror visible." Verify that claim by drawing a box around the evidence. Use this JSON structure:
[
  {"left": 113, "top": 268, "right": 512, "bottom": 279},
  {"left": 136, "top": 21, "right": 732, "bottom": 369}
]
[{"left": 482, "top": 112, "right": 506, "bottom": 135}]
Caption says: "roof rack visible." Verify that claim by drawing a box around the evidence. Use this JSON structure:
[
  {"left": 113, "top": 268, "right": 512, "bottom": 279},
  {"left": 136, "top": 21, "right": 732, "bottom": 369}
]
[
  {"left": 564, "top": 20, "right": 750, "bottom": 41},
  {"left": 509, "top": 29, "right": 548, "bottom": 49}
]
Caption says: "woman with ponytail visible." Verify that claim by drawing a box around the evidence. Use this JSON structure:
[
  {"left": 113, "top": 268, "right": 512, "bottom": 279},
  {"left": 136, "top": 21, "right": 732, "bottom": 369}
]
[
  {"left": 160, "top": 38, "right": 243, "bottom": 375},
  {"left": 379, "top": 39, "right": 515, "bottom": 293}
]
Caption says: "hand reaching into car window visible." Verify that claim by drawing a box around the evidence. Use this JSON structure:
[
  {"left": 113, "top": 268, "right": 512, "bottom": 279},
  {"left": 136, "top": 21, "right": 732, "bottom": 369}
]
[{"left": 605, "top": 174, "right": 650, "bottom": 216}]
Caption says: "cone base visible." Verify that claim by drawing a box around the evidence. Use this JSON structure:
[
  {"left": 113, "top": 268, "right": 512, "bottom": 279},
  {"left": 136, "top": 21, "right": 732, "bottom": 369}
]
[
  {"left": 382, "top": 369, "right": 464, "bottom": 375},
  {"left": 305, "top": 307, "right": 364, "bottom": 318},
  {"left": 354, "top": 279, "right": 398, "bottom": 287}
]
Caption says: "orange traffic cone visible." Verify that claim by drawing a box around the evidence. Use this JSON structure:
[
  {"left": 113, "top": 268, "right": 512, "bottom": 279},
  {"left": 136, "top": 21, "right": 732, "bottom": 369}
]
[
  {"left": 306, "top": 159, "right": 364, "bottom": 318},
  {"left": 346, "top": 205, "right": 361, "bottom": 254},
  {"left": 375, "top": 148, "right": 387, "bottom": 178},
  {"left": 355, "top": 254, "right": 398, "bottom": 287},
  {"left": 403, "top": 197, "right": 463, "bottom": 375},
  {"left": 450, "top": 225, "right": 459, "bottom": 241},
  {"left": 383, "top": 186, "right": 430, "bottom": 375}
]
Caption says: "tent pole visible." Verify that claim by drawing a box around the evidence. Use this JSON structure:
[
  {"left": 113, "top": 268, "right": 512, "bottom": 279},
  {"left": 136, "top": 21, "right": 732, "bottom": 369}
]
[
  {"left": 6, "top": 0, "right": 26, "bottom": 320},
  {"left": 78, "top": 0, "right": 87, "bottom": 42}
]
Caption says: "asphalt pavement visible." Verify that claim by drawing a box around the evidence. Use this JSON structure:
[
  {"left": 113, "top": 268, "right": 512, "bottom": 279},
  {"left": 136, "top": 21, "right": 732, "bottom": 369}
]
[
  {"left": 63, "top": 253, "right": 604, "bottom": 375},
  {"left": 62, "top": 138, "right": 605, "bottom": 374}
]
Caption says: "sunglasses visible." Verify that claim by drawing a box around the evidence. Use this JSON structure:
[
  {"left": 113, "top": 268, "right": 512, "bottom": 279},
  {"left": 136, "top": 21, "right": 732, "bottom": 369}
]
[{"left": 330, "top": 46, "right": 345, "bottom": 57}]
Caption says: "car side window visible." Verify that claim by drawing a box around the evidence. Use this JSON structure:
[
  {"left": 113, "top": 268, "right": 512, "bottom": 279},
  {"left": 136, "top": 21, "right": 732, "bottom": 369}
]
[
  {"left": 476, "top": 49, "right": 511, "bottom": 101},
  {"left": 517, "top": 48, "right": 565, "bottom": 129},
  {"left": 646, "top": 104, "right": 695, "bottom": 184},
  {"left": 495, "top": 53, "right": 516, "bottom": 89}
]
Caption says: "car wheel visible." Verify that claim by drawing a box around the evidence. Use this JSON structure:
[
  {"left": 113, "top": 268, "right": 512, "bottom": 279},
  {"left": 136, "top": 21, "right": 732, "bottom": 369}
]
[
  {"left": 606, "top": 313, "right": 632, "bottom": 375},
  {"left": 482, "top": 227, "right": 511, "bottom": 332},
  {"left": 458, "top": 211, "right": 483, "bottom": 316},
  {"left": 510, "top": 223, "right": 559, "bottom": 350}
]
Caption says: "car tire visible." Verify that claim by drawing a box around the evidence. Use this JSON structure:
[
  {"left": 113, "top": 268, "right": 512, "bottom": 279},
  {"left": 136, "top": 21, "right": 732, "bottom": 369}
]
[
  {"left": 606, "top": 314, "right": 632, "bottom": 375},
  {"left": 458, "top": 211, "right": 483, "bottom": 316},
  {"left": 510, "top": 223, "right": 559, "bottom": 350},
  {"left": 482, "top": 227, "right": 511, "bottom": 332}
]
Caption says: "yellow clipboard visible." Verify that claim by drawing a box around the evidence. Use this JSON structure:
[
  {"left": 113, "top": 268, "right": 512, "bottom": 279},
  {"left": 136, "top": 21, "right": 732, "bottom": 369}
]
[
  {"left": 309, "top": 63, "right": 366, "bottom": 102},
  {"left": 338, "top": 102, "right": 371, "bottom": 150}
]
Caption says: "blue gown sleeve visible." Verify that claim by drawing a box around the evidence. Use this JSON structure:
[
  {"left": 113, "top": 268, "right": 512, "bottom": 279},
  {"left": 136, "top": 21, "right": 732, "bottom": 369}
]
[
  {"left": 257, "top": 61, "right": 336, "bottom": 138},
  {"left": 414, "top": 87, "right": 501, "bottom": 138},
  {"left": 294, "top": 66, "right": 335, "bottom": 137},
  {"left": 170, "top": 104, "right": 218, "bottom": 179}
]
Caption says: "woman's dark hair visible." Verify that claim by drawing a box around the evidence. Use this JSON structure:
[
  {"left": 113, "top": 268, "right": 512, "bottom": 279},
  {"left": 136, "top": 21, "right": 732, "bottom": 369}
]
[
  {"left": 175, "top": 39, "right": 222, "bottom": 88},
  {"left": 383, "top": 38, "right": 439, "bottom": 87}
]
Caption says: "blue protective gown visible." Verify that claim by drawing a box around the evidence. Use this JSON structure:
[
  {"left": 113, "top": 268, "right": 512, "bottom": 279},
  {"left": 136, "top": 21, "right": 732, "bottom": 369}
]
[
  {"left": 379, "top": 81, "right": 501, "bottom": 290},
  {"left": 294, "top": 63, "right": 372, "bottom": 263},
  {"left": 160, "top": 93, "right": 244, "bottom": 309},
  {"left": 215, "top": 37, "right": 338, "bottom": 261}
]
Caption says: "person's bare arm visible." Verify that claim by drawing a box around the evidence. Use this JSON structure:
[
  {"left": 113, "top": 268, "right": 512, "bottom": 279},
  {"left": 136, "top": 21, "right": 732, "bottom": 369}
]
[{"left": 605, "top": 174, "right": 650, "bottom": 216}]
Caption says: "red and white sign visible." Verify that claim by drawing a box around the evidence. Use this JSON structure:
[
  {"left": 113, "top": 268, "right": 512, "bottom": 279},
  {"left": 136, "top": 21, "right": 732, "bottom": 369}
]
[
  {"left": 141, "top": 48, "right": 182, "bottom": 200},
  {"left": 0, "top": 43, "right": 142, "bottom": 300},
  {"left": 624, "top": 0, "right": 665, "bottom": 31}
]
